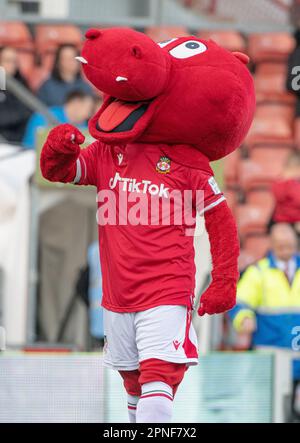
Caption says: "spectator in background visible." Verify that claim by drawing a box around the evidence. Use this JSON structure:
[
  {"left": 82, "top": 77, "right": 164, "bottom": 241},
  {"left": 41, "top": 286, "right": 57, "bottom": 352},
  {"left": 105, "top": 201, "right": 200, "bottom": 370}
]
[
  {"left": 37, "top": 44, "right": 93, "bottom": 107},
  {"left": 287, "top": 28, "right": 300, "bottom": 148},
  {"left": 0, "top": 46, "right": 32, "bottom": 143},
  {"left": 290, "top": 0, "right": 300, "bottom": 30},
  {"left": 23, "top": 90, "right": 94, "bottom": 149},
  {"left": 229, "top": 223, "right": 300, "bottom": 419},
  {"left": 271, "top": 151, "right": 300, "bottom": 234}
]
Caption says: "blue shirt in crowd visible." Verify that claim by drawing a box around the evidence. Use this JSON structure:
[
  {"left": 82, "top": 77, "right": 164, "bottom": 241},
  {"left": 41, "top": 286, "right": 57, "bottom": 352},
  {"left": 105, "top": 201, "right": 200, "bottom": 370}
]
[
  {"left": 22, "top": 106, "right": 87, "bottom": 150},
  {"left": 38, "top": 76, "right": 93, "bottom": 107}
]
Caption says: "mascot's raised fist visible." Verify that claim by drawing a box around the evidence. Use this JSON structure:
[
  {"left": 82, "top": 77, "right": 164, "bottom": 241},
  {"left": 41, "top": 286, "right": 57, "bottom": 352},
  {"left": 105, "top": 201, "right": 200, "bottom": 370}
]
[
  {"left": 45, "top": 123, "right": 85, "bottom": 154},
  {"left": 40, "top": 124, "right": 85, "bottom": 183}
]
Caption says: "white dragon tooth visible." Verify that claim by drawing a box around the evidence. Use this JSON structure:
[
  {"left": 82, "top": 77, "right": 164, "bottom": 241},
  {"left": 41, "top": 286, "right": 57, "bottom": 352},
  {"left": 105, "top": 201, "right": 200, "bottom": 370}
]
[
  {"left": 75, "top": 56, "right": 88, "bottom": 64},
  {"left": 116, "top": 76, "right": 128, "bottom": 82}
]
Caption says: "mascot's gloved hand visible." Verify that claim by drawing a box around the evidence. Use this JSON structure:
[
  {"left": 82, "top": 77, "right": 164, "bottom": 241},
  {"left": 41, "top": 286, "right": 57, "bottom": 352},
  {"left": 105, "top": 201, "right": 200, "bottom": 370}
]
[
  {"left": 40, "top": 123, "right": 85, "bottom": 183},
  {"left": 198, "top": 276, "right": 237, "bottom": 316},
  {"left": 198, "top": 201, "right": 240, "bottom": 316}
]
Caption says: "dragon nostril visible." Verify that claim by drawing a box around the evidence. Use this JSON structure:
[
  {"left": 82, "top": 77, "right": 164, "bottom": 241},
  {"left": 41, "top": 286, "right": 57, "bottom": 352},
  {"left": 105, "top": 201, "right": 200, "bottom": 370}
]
[
  {"left": 85, "top": 28, "right": 102, "bottom": 40},
  {"left": 131, "top": 45, "right": 142, "bottom": 59}
]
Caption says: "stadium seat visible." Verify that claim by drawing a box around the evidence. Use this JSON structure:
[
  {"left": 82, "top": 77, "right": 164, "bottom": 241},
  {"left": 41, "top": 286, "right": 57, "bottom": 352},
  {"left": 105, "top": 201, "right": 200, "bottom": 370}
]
[
  {"left": 243, "top": 235, "right": 271, "bottom": 257},
  {"left": 248, "top": 32, "right": 295, "bottom": 64},
  {"left": 223, "top": 189, "right": 239, "bottom": 214},
  {"left": 255, "top": 62, "right": 295, "bottom": 105},
  {"left": 197, "top": 30, "right": 246, "bottom": 52},
  {"left": 25, "top": 66, "right": 50, "bottom": 92},
  {"left": 245, "top": 103, "right": 294, "bottom": 148},
  {"left": 35, "top": 24, "right": 82, "bottom": 52},
  {"left": 246, "top": 189, "right": 275, "bottom": 206},
  {"left": 145, "top": 26, "right": 188, "bottom": 42},
  {"left": 35, "top": 25, "right": 83, "bottom": 69},
  {"left": 16, "top": 52, "right": 36, "bottom": 79},
  {"left": 0, "top": 21, "right": 33, "bottom": 49},
  {"left": 224, "top": 149, "right": 240, "bottom": 188},
  {"left": 0, "top": 22, "right": 35, "bottom": 78},
  {"left": 236, "top": 201, "right": 273, "bottom": 237},
  {"left": 239, "top": 146, "right": 291, "bottom": 191},
  {"left": 239, "top": 235, "right": 271, "bottom": 270}
]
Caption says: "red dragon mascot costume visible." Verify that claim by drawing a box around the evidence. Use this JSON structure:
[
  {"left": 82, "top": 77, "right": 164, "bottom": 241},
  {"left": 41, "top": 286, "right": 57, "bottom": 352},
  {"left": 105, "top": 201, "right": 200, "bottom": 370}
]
[{"left": 40, "top": 28, "right": 255, "bottom": 423}]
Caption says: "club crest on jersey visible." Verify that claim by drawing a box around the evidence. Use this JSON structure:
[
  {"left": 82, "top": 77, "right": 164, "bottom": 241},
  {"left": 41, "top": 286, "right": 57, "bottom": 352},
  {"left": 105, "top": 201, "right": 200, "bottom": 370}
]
[{"left": 156, "top": 156, "right": 171, "bottom": 174}]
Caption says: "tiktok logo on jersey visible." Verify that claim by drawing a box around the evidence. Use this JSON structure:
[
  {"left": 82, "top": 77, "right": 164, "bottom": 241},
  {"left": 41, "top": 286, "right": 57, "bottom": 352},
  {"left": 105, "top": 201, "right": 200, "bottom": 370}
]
[
  {"left": 109, "top": 172, "right": 170, "bottom": 198},
  {"left": 96, "top": 172, "right": 208, "bottom": 236}
]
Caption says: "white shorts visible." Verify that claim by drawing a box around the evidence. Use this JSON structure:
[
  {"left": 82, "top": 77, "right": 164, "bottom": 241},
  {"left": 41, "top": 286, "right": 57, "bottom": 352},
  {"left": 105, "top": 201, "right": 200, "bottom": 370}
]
[{"left": 103, "top": 305, "right": 199, "bottom": 371}]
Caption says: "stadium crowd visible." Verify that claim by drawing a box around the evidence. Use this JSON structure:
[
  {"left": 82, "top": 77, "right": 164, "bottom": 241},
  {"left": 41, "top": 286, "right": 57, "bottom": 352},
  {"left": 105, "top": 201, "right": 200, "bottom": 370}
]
[{"left": 0, "top": 41, "right": 97, "bottom": 146}]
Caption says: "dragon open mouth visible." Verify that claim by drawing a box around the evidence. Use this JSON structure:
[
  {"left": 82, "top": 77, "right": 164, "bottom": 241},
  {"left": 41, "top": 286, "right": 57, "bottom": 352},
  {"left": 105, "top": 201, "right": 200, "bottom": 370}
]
[{"left": 96, "top": 98, "right": 150, "bottom": 133}]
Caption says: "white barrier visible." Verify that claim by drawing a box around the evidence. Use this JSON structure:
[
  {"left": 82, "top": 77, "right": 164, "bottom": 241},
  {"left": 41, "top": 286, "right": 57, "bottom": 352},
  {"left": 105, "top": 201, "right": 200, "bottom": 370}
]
[
  {"left": 0, "top": 353, "right": 104, "bottom": 423},
  {"left": 0, "top": 146, "right": 35, "bottom": 347},
  {"left": 0, "top": 351, "right": 286, "bottom": 423}
]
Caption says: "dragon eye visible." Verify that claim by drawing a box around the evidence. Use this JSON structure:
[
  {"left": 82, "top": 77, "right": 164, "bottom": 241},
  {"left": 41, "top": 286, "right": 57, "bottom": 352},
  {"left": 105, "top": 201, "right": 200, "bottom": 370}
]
[
  {"left": 169, "top": 40, "right": 207, "bottom": 59},
  {"left": 157, "top": 38, "right": 178, "bottom": 48}
]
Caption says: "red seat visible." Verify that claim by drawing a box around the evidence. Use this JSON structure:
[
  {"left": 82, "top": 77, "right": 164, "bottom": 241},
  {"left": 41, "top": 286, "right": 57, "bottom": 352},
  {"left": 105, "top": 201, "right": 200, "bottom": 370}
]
[
  {"left": 17, "top": 52, "right": 36, "bottom": 79},
  {"left": 237, "top": 203, "right": 271, "bottom": 237},
  {"left": 239, "top": 235, "right": 271, "bottom": 270},
  {"left": 0, "top": 21, "right": 33, "bottom": 49},
  {"left": 145, "top": 26, "right": 188, "bottom": 42},
  {"left": 224, "top": 150, "right": 240, "bottom": 188},
  {"left": 248, "top": 33, "right": 295, "bottom": 64},
  {"left": 0, "top": 21, "right": 34, "bottom": 78},
  {"left": 255, "top": 62, "right": 295, "bottom": 105},
  {"left": 197, "top": 30, "right": 246, "bottom": 52},
  {"left": 35, "top": 24, "right": 82, "bottom": 52},
  {"left": 224, "top": 189, "right": 239, "bottom": 214},
  {"left": 26, "top": 66, "right": 50, "bottom": 92},
  {"left": 236, "top": 202, "right": 273, "bottom": 237},
  {"left": 38, "top": 52, "right": 56, "bottom": 71},
  {"left": 35, "top": 25, "right": 82, "bottom": 68},
  {"left": 245, "top": 103, "right": 294, "bottom": 148},
  {"left": 239, "top": 146, "right": 291, "bottom": 191},
  {"left": 246, "top": 190, "right": 275, "bottom": 209}
]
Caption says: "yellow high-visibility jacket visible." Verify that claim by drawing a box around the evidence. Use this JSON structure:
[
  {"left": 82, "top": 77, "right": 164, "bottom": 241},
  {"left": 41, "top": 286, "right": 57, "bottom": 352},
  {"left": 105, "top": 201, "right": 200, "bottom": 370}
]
[{"left": 229, "top": 252, "right": 300, "bottom": 379}]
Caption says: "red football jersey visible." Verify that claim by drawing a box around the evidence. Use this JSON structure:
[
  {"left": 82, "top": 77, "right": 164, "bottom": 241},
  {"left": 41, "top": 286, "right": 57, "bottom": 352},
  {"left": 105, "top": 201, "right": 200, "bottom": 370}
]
[{"left": 75, "top": 142, "right": 225, "bottom": 312}]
